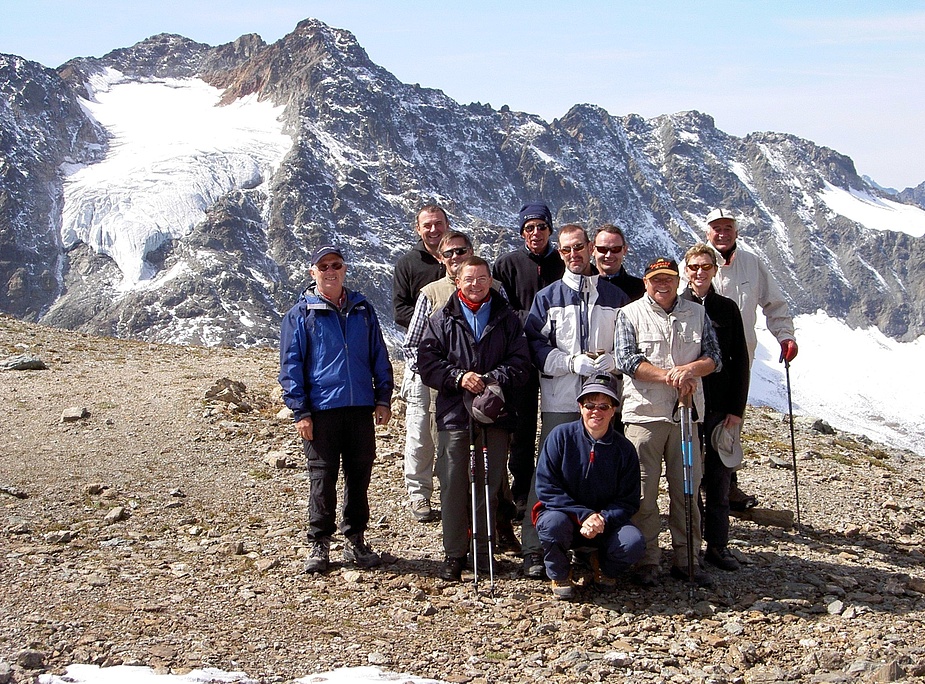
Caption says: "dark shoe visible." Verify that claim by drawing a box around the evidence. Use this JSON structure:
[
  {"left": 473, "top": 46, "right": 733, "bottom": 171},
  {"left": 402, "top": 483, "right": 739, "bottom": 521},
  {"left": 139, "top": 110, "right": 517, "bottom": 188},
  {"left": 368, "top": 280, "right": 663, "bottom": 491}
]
[
  {"left": 551, "top": 578, "right": 575, "bottom": 600},
  {"left": 495, "top": 518, "right": 522, "bottom": 554},
  {"left": 632, "top": 564, "right": 659, "bottom": 587},
  {"left": 304, "top": 538, "right": 330, "bottom": 573},
  {"left": 670, "top": 564, "right": 715, "bottom": 588},
  {"left": 522, "top": 552, "right": 545, "bottom": 579},
  {"left": 344, "top": 533, "right": 382, "bottom": 568},
  {"left": 728, "top": 484, "right": 758, "bottom": 512},
  {"left": 439, "top": 556, "right": 465, "bottom": 581},
  {"left": 704, "top": 545, "right": 740, "bottom": 572},
  {"left": 410, "top": 498, "right": 438, "bottom": 523}
]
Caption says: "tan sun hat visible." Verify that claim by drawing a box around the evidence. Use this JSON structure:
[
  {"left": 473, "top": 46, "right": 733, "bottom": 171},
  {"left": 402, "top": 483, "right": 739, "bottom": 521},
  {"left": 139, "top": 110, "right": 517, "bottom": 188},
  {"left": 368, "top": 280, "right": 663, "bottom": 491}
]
[{"left": 711, "top": 421, "right": 744, "bottom": 468}]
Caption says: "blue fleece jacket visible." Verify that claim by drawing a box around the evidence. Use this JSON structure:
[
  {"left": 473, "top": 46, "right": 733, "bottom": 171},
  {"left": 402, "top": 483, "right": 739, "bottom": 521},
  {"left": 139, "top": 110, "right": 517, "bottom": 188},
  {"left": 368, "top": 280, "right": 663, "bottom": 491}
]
[
  {"left": 278, "top": 287, "right": 393, "bottom": 421},
  {"left": 534, "top": 420, "right": 641, "bottom": 529}
]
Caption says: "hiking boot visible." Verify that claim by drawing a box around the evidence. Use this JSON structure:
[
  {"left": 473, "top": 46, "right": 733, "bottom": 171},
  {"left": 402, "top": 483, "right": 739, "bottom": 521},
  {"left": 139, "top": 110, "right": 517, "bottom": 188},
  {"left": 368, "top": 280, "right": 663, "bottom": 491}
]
[
  {"left": 410, "top": 498, "right": 438, "bottom": 523},
  {"left": 304, "top": 537, "right": 330, "bottom": 573},
  {"left": 704, "top": 545, "right": 740, "bottom": 572},
  {"left": 551, "top": 578, "right": 575, "bottom": 600},
  {"left": 670, "top": 564, "right": 715, "bottom": 588},
  {"left": 439, "top": 556, "right": 465, "bottom": 581},
  {"left": 522, "top": 552, "right": 545, "bottom": 579},
  {"left": 495, "top": 517, "right": 522, "bottom": 554},
  {"left": 632, "top": 564, "right": 659, "bottom": 587},
  {"left": 588, "top": 551, "right": 617, "bottom": 589},
  {"left": 344, "top": 533, "right": 382, "bottom": 568}
]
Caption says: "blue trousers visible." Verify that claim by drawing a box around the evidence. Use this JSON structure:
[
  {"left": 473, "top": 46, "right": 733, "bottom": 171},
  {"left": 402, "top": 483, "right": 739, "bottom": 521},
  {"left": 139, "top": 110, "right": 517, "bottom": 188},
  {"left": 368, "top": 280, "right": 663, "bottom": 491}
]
[{"left": 536, "top": 510, "right": 646, "bottom": 581}]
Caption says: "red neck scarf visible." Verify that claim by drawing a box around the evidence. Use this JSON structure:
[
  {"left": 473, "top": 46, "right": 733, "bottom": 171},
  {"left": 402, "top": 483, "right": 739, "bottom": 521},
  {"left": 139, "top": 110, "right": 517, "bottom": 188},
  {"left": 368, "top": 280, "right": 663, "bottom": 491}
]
[{"left": 458, "top": 290, "right": 490, "bottom": 312}]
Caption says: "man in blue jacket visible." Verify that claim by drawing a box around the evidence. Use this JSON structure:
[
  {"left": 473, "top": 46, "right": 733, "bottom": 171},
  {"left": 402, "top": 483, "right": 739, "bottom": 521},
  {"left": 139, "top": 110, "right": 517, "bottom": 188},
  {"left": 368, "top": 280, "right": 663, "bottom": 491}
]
[
  {"left": 279, "top": 245, "right": 394, "bottom": 574},
  {"left": 534, "top": 374, "right": 645, "bottom": 600}
]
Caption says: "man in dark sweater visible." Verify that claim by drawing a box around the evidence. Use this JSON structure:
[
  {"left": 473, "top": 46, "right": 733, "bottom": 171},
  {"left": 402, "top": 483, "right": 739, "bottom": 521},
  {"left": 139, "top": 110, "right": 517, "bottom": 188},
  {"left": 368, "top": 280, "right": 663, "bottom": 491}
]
[
  {"left": 591, "top": 223, "right": 645, "bottom": 302},
  {"left": 491, "top": 202, "right": 565, "bottom": 515},
  {"left": 681, "top": 243, "right": 750, "bottom": 572},
  {"left": 394, "top": 205, "right": 450, "bottom": 523}
]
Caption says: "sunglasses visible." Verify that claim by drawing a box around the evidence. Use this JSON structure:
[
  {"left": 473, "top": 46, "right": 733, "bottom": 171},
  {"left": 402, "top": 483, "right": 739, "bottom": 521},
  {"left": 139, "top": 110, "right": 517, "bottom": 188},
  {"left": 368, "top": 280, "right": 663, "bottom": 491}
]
[
  {"left": 523, "top": 223, "right": 549, "bottom": 233},
  {"left": 441, "top": 247, "right": 470, "bottom": 258},
  {"left": 686, "top": 263, "right": 716, "bottom": 272},
  {"left": 594, "top": 245, "right": 625, "bottom": 255},
  {"left": 581, "top": 401, "right": 614, "bottom": 412},
  {"left": 559, "top": 243, "right": 587, "bottom": 254},
  {"left": 315, "top": 261, "right": 344, "bottom": 272}
]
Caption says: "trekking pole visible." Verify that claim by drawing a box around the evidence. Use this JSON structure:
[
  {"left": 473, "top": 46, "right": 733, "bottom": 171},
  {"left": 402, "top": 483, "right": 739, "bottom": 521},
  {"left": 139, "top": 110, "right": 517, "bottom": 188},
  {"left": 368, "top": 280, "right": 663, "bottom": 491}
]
[
  {"left": 679, "top": 392, "right": 696, "bottom": 586},
  {"left": 469, "top": 418, "right": 479, "bottom": 592},
  {"left": 481, "top": 426, "right": 496, "bottom": 596},
  {"left": 784, "top": 359, "right": 802, "bottom": 527}
]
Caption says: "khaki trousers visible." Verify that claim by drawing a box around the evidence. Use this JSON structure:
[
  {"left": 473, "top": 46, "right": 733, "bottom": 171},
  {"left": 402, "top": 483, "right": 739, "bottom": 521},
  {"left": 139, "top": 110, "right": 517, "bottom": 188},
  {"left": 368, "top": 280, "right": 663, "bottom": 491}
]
[{"left": 624, "top": 421, "right": 703, "bottom": 568}]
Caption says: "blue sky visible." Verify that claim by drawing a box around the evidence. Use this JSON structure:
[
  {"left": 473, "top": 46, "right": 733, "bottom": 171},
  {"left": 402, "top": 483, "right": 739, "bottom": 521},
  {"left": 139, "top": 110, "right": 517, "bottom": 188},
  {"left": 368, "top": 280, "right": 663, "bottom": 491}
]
[{"left": 2, "top": 0, "right": 923, "bottom": 189}]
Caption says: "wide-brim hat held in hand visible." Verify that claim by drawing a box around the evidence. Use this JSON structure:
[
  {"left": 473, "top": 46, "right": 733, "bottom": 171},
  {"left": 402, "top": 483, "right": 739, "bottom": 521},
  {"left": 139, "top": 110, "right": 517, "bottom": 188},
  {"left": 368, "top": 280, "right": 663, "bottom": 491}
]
[{"left": 712, "top": 421, "right": 744, "bottom": 468}]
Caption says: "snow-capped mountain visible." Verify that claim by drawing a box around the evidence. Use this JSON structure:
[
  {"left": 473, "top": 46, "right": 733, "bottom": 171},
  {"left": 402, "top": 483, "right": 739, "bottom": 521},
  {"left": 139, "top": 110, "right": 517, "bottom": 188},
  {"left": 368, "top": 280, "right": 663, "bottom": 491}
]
[
  {"left": 2, "top": 17, "right": 923, "bottom": 347},
  {"left": 1, "top": 18, "right": 924, "bottom": 450}
]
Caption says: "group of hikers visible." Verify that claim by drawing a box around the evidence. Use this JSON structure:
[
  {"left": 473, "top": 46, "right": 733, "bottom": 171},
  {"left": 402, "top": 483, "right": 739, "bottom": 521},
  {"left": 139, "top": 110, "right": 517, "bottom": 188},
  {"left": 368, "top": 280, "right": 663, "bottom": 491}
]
[{"left": 277, "top": 201, "right": 798, "bottom": 599}]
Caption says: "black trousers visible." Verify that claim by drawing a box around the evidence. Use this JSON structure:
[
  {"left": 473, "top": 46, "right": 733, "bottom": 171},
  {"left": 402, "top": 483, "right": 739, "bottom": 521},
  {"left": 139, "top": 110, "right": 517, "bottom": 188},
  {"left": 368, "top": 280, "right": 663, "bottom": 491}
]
[
  {"left": 699, "top": 411, "right": 733, "bottom": 549},
  {"left": 303, "top": 406, "right": 376, "bottom": 541},
  {"left": 507, "top": 370, "right": 540, "bottom": 502}
]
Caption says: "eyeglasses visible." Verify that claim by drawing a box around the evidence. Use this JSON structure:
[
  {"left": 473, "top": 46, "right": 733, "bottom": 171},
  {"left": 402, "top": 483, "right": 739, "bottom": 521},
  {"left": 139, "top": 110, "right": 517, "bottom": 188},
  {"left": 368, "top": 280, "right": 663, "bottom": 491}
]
[
  {"left": 594, "top": 244, "right": 625, "bottom": 255},
  {"left": 460, "top": 275, "right": 490, "bottom": 285},
  {"left": 441, "top": 247, "right": 470, "bottom": 258},
  {"left": 559, "top": 243, "right": 587, "bottom": 254},
  {"left": 686, "top": 263, "right": 716, "bottom": 272},
  {"left": 581, "top": 402, "right": 614, "bottom": 412},
  {"left": 315, "top": 262, "right": 344, "bottom": 272},
  {"left": 523, "top": 223, "right": 549, "bottom": 233}
]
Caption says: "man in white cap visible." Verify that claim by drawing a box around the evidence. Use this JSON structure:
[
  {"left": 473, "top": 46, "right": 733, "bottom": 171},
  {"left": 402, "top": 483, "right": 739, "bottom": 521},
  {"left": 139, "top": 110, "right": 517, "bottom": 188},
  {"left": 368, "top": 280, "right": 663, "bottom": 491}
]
[{"left": 692, "top": 208, "right": 799, "bottom": 510}]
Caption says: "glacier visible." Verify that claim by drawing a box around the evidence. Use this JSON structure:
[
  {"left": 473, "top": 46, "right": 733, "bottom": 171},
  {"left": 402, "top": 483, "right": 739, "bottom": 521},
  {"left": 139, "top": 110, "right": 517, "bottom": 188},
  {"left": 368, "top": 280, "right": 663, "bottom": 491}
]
[{"left": 60, "top": 69, "right": 293, "bottom": 288}]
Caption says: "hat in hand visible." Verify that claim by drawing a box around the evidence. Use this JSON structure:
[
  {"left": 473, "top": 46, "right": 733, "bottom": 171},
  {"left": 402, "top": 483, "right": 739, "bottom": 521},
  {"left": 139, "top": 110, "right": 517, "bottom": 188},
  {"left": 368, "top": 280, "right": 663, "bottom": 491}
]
[
  {"left": 712, "top": 421, "right": 744, "bottom": 468},
  {"left": 464, "top": 381, "right": 507, "bottom": 424}
]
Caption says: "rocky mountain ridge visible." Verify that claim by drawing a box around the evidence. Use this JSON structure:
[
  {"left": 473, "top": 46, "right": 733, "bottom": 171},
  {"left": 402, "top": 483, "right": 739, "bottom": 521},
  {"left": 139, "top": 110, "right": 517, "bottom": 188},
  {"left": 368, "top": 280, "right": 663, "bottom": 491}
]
[{"left": 1, "top": 18, "right": 924, "bottom": 346}]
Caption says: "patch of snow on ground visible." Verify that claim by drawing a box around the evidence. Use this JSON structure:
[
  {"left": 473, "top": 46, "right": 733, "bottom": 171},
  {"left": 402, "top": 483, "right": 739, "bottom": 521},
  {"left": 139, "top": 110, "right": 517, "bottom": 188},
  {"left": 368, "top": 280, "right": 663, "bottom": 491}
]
[
  {"left": 749, "top": 310, "right": 925, "bottom": 455},
  {"left": 39, "top": 665, "right": 447, "bottom": 684},
  {"left": 61, "top": 71, "right": 292, "bottom": 288},
  {"left": 819, "top": 182, "right": 925, "bottom": 237}
]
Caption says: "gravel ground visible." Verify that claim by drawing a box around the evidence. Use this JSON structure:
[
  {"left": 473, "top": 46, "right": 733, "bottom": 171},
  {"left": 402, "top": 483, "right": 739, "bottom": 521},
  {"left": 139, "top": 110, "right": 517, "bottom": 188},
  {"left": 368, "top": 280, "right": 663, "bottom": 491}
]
[{"left": 2, "top": 313, "right": 925, "bottom": 684}]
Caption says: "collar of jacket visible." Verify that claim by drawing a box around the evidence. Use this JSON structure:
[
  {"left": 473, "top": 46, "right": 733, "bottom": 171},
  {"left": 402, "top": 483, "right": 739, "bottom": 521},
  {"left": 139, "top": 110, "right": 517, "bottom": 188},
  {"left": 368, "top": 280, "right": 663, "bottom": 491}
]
[
  {"left": 642, "top": 292, "right": 679, "bottom": 315},
  {"left": 680, "top": 284, "right": 716, "bottom": 305},
  {"left": 523, "top": 243, "right": 557, "bottom": 261},
  {"left": 562, "top": 269, "right": 596, "bottom": 292},
  {"left": 304, "top": 287, "right": 363, "bottom": 313}
]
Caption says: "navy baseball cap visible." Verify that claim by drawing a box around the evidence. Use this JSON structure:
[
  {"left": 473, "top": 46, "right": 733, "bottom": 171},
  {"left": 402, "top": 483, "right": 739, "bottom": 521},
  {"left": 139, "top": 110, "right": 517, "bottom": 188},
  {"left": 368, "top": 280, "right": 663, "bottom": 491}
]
[{"left": 310, "top": 245, "right": 344, "bottom": 265}]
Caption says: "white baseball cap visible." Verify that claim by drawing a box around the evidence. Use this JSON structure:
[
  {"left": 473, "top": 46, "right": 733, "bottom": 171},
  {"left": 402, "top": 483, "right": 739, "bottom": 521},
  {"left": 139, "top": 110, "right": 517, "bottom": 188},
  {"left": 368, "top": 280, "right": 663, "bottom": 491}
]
[{"left": 706, "top": 208, "right": 737, "bottom": 226}]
